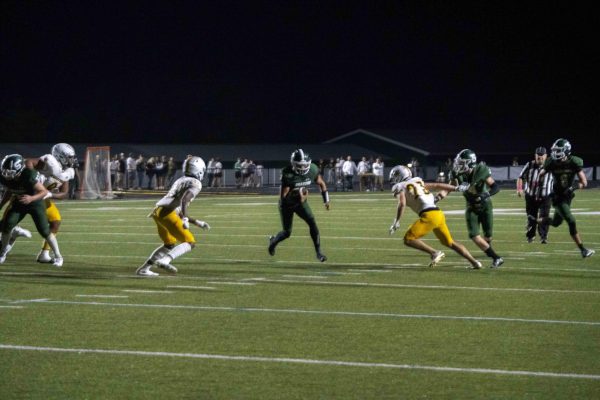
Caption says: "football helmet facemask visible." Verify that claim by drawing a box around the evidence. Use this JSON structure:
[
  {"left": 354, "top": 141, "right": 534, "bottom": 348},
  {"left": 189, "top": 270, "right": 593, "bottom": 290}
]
[
  {"left": 290, "top": 149, "right": 311, "bottom": 175},
  {"left": 51, "top": 143, "right": 76, "bottom": 167},
  {"left": 183, "top": 156, "right": 206, "bottom": 180},
  {"left": 1, "top": 154, "right": 26, "bottom": 180},
  {"left": 453, "top": 149, "right": 477, "bottom": 174},
  {"left": 389, "top": 165, "right": 412, "bottom": 183},
  {"left": 550, "top": 138, "right": 571, "bottom": 161}
]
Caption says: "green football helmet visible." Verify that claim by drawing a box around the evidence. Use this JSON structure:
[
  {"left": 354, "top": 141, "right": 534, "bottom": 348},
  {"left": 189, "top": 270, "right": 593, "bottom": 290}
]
[
  {"left": 1, "top": 154, "right": 26, "bottom": 180},
  {"left": 550, "top": 138, "right": 571, "bottom": 160},
  {"left": 453, "top": 149, "right": 477, "bottom": 174},
  {"left": 389, "top": 165, "right": 412, "bottom": 183},
  {"left": 290, "top": 149, "right": 311, "bottom": 175}
]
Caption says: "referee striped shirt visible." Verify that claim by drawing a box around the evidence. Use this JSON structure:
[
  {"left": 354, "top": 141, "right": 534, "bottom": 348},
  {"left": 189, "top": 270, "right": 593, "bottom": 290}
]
[{"left": 519, "top": 161, "right": 553, "bottom": 198}]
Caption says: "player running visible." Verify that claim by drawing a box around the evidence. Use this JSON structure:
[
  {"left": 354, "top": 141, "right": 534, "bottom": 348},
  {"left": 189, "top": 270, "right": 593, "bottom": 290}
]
[
  {"left": 136, "top": 156, "right": 211, "bottom": 277},
  {"left": 388, "top": 165, "right": 482, "bottom": 269}
]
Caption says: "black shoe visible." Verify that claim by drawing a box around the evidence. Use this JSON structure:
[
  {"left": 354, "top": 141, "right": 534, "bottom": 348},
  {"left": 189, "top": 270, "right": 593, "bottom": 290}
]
[
  {"left": 540, "top": 238, "right": 548, "bottom": 244},
  {"left": 491, "top": 257, "right": 504, "bottom": 268},
  {"left": 581, "top": 248, "right": 595, "bottom": 258},
  {"left": 316, "top": 253, "right": 327, "bottom": 262},
  {"left": 527, "top": 237, "right": 534, "bottom": 243},
  {"left": 268, "top": 236, "right": 276, "bottom": 256}
]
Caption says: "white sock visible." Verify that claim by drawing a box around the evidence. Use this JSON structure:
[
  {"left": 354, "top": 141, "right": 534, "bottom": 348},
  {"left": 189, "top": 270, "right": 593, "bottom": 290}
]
[
  {"left": 147, "top": 245, "right": 169, "bottom": 264},
  {"left": 45, "top": 234, "right": 62, "bottom": 258},
  {"left": 165, "top": 242, "right": 192, "bottom": 262}
]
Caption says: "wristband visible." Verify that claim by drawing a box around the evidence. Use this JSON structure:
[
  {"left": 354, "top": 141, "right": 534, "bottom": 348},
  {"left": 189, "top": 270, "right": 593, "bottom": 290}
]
[
  {"left": 43, "top": 192, "right": 53, "bottom": 200},
  {"left": 321, "top": 190, "right": 329, "bottom": 204}
]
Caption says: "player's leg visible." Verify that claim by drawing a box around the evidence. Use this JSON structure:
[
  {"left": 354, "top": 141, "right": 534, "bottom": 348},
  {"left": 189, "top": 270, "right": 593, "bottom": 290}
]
[
  {"left": 538, "top": 197, "right": 551, "bottom": 243},
  {"left": 466, "top": 209, "right": 502, "bottom": 267},
  {"left": 0, "top": 208, "right": 28, "bottom": 263},
  {"left": 555, "top": 199, "right": 594, "bottom": 257},
  {"left": 268, "top": 203, "right": 294, "bottom": 256},
  {"left": 403, "top": 214, "right": 443, "bottom": 267},
  {"left": 433, "top": 212, "right": 481, "bottom": 269},
  {"left": 30, "top": 202, "right": 63, "bottom": 267},
  {"left": 38, "top": 201, "right": 61, "bottom": 263},
  {"left": 153, "top": 210, "right": 196, "bottom": 272},
  {"left": 295, "top": 202, "right": 326, "bottom": 262}
]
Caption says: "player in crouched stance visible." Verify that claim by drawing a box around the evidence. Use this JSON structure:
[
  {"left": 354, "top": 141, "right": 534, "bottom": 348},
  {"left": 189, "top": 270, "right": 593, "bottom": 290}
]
[
  {"left": 268, "top": 149, "right": 330, "bottom": 262},
  {"left": 136, "top": 156, "right": 211, "bottom": 277},
  {"left": 388, "top": 165, "right": 482, "bottom": 269}
]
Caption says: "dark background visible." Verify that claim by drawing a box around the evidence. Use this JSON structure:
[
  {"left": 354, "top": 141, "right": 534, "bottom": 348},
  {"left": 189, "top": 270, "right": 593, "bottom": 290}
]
[{"left": 1, "top": 1, "right": 597, "bottom": 144}]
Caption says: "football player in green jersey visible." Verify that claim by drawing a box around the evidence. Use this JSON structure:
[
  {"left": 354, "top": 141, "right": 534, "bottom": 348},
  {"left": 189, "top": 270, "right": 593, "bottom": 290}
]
[
  {"left": 268, "top": 149, "right": 330, "bottom": 262},
  {"left": 532, "top": 139, "right": 594, "bottom": 258},
  {"left": 0, "top": 154, "right": 64, "bottom": 266},
  {"left": 450, "top": 149, "right": 504, "bottom": 268}
]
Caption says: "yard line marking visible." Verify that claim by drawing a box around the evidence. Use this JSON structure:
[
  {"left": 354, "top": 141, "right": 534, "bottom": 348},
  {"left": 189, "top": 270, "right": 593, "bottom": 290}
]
[
  {"left": 75, "top": 295, "right": 129, "bottom": 298},
  {"left": 166, "top": 285, "right": 217, "bottom": 290},
  {"left": 1, "top": 344, "right": 598, "bottom": 380},
  {"left": 249, "top": 278, "right": 600, "bottom": 295},
  {"left": 0, "top": 306, "right": 23, "bottom": 309},
  {"left": 27, "top": 300, "right": 600, "bottom": 326},
  {"left": 282, "top": 275, "right": 328, "bottom": 279},
  {"left": 205, "top": 282, "right": 256, "bottom": 286},
  {"left": 11, "top": 298, "right": 51, "bottom": 304},
  {"left": 122, "top": 290, "right": 174, "bottom": 294}
]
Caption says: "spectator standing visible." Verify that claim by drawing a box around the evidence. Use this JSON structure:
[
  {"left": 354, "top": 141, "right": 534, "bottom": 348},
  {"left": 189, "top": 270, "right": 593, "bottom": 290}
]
[
  {"left": 327, "top": 158, "right": 336, "bottom": 185},
  {"left": 357, "top": 156, "right": 370, "bottom": 192},
  {"left": 234, "top": 157, "right": 242, "bottom": 188},
  {"left": 212, "top": 158, "right": 223, "bottom": 187},
  {"left": 135, "top": 155, "right": 146, "bottom": 189},
  {"left": 155, "top": 156, "right": 167, "bottom": 189},
  {"left": 372, "top": 157, "right": 384, "bottom": 191},
  {"left": 166, "top": 156, "right": 177, "bottom": 188},
  {"left": 255, "top": 162, "right": 263, "bottom": 187},
  {"left": 110, "top": 155, "right": 118, "bottom": 187},
  {"left": 116, "top": 153, "right": 126, "bottom": 190},
  {"left": 342, "top": 155, "right": 356, "bottom": 191},
  {"left": 206, "top": 157, "right": 215, "bottom": 187},
  {"left": 517, "top": 147, "right": 553, "bottom": 243},
  {"left": 145, "top": 156, "right": 156, "bottom": 190},
  {"left": 335, "top": 157, "right": 344, "bottom": 191},
  {"left": 126, "top": 153, "right": 136, "bottom": 189},
  {"left": 247, "top": 160, "right": 257, "bottom": 187},
  {"left": 68, "top": 157, "right": 80, "bottom": 199}
]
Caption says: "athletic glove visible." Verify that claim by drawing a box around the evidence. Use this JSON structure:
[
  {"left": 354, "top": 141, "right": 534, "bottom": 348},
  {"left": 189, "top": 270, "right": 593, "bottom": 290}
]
[
  {"left": 194, "top": 220, "right": 211, "bottom": 230},
  {"left": 182, "top": 217, "right": 190, "bottom": 229},
  {"left": 389, "top": 219, "right": 400, "bottom": 235},
  {"left": 455, "top": 182, "right": 470, "bottom": 192}
]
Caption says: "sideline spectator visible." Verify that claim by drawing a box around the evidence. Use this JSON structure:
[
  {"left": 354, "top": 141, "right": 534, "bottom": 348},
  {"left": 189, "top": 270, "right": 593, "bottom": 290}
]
[
  {"left": 145, "top": 156, "right": 156, "bottom": 189},
  {"left": 372, "top": 157, "right": 384, "bottom": 191},
  {"left": 212, "top": 157, "right": 223, "bottom": 187},
  {"left": 110, "top": 155, "right": 118, "bottom": 187},
  {"left": 166, "top": 156, "right": 177, "bottom": 188},
  {"left": 116, "top": 153, "right": 126, "bottom": 190},
  {"left": 342, "top": 155, "right": 356, "bottom": 191},
  {"left": 135, "top": 154, "right": 146, "bottom": 189},
  {"left": 155, "top": 155, "right": 167, "bottom": 189},
  {"left": 126, "top": 153, "right": 136, "bottom": 189},
  {"left": 234, "top": 157, "right": 242, "bottom": 188},
  {"left": 206, "top": 157, "right": 215, "bottom": 187},
  {"left": 357, "top": 156, "right": 370, "bottom": 191}
]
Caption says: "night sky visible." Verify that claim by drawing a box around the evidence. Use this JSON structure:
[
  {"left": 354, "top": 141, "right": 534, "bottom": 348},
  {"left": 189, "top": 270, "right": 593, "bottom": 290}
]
[{"left": 1, "top": 1, "right": 597, "bottom": 144}]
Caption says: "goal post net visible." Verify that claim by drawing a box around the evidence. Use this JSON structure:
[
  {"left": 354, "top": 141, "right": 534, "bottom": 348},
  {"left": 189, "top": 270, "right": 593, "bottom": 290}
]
[{"left": 80, "top": 146, "right": 114, "bottom": 199}]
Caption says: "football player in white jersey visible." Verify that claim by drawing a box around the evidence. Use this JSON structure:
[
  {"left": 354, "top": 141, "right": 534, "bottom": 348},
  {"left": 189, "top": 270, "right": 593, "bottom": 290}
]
[
  {"left": 3, "top": 143, "right": 75, "bottom": 266},
  {"left": 136, "top": 156, "right": 211, "bottom": 277},
  {"left": 388, "top": 165, "right": 482, "bottom": 269}
]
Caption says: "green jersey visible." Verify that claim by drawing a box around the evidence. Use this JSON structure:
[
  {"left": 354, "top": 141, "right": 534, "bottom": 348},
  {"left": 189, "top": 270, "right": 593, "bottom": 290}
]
[
  {"left": 543, "top": 155, "right": 583, "bottom": 194},
  {"left": 451, "top": 162, "right": 491, "bottom": 199},
  {"left": 0, "top": 168, "right": 40, "bottom": 196},
  {"left": 280, "top": 163, "right": 320, "bottom": 206}
]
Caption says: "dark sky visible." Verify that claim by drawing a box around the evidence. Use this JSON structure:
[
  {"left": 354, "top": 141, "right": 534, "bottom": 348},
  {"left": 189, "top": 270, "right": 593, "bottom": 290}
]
[{"left": 1, "top": 1, "right": 597, "bottom": 144}]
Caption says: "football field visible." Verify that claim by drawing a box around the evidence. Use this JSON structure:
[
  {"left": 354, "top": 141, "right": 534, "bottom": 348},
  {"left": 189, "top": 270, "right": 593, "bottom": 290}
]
[{"left": 1, "top": 189, "right": 599, "bottom": 399}]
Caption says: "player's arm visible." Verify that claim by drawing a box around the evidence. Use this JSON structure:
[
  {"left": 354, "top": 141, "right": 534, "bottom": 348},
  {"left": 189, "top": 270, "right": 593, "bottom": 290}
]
[
  {"left": 389, "top": 190, "right": 406, "bottom": 234},
  {"left": 280, "top": 185, "right": 291, "bottom": 200},
  {"left": 424, "top": 182, "right": 467, "bottom": 203},
  {"left": 179, "top": 189, "right": 210, "bottom": 230},
  {"left": 50, "top": 180, "right": 70, "bottom": 200},
  {"left": 576, "top": 170, "right": 587, "bottom": 190},
  {"left": 516, "top": 177, "right": 525, "bottom": 197},
  {"left": 25, "top": 157, "right": 41, "bottom": 170},
  {"left": 315, "top": 174, "right": 330, "bottom": 210},
  {"left": 485, "top": 176, "right": 500, "bottom": 196},
  {"left": 18, "top": 182, "right": 48, "bottom": 205}
]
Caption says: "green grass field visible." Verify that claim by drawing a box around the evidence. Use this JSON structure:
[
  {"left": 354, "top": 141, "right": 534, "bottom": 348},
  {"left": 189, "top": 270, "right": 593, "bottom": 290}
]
[{"left": 1, "top": 189, "right": 599, "bottom": 399}]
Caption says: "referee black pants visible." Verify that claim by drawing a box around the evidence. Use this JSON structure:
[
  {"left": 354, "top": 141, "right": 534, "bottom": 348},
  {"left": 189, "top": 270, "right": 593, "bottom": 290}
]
[{"left": 525, "top": 194, "right": 551, "bottom": 240}]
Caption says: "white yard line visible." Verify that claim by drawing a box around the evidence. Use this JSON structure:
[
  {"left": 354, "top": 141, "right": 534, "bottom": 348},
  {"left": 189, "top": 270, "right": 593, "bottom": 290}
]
[
  {"left": 0, "top": 306, "right": 23, "bottom": 309},
  {"left": 23, "top": 299, "right": 600, "bottom": 326},
  {"left": 122, "top": 290, "right": 174, "bottom": 294},
  {"left": 0, "top": 344, "right": 598, "bottom": 380},
  {"left": 76, "top": 295, "right": 129, "bottom": 298},
  {"left": 166, "top": 285, "right": 217, "bottom": 290}
]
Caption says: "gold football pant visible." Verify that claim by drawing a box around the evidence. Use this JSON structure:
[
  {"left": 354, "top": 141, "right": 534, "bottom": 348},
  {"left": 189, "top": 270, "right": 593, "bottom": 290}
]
[
  {"left": 151, "top": 207, "right": 196, "bottom": 246},
  {"left": 404, "top": 209, "right": 453, "bottom": 247}
]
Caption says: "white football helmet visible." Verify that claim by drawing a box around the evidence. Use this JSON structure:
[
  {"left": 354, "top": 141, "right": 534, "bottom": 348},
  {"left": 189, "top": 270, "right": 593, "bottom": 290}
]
[
  {"left": 389, "top": 165, "right": 412, "bottom": 183},
  {"left": 51, "top": 143, "right": 76, "bottom": 167},
  {"left": 183, "top": 156, "right": 206, "bottom": 180}
]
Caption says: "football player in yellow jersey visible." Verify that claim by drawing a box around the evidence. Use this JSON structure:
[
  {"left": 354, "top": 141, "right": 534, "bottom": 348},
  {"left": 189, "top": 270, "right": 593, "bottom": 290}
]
[
  {"left": 136, "top": 156, "right": 211, "bottom": 277},
  {"left": 26, "top": 143, "right": 76, "bottom": 263},
  {"left": 388, "top": 165, "right": 482, "bottom": 269}
]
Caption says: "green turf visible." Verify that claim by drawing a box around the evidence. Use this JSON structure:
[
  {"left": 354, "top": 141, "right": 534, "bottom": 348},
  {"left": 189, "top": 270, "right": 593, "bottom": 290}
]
[{"left": 1, "top": 190, "right": 599, "bottom": 399}]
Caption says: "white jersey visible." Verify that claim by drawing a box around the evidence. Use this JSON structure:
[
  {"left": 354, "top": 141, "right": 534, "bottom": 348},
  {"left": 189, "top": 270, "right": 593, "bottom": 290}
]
[
  {"left": 155, "top": 176, "right": 202, "bottom": 210},
  {"left": 36, "top": 154, "right": 75, "bottom": 191},
  {"left": 392, "top": 177, "right": 437, "bottom": 214}
]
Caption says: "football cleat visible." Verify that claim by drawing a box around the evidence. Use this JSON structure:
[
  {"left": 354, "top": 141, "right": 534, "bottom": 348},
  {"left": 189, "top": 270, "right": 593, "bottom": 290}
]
[
  {"left": 316, "top": 252, "right": 327, "bottom": 262},
  {"left": 581, "top": 248, "right": 595, "bottom": 258},
  {"left": 37, "top": 250, "right": 53, "bottom": 263},
  {"left": 471, "top": 261, "right": 483, "bottom": 270},
  {"left": 540, "top": 238, "right": 548, "bottom": 244},
  {"left": 136, "top": 266, "right": 159, "bottom": 277},
  {"left": 12, "top": 226, "right": 32, "bottom": 239},
  {"left": 491, "top": 257, "right": 504, "bottom": 268},
  {"left": 0, "top": 254, "right": 6, "bottom": 264},
  {"left": 268, "top": 236, "right": 276, "bottom": 256},
  {"left": 429, "top": 251, "right": 445, "bottom": 268},
  {"left": 527, "top": 237, "right": 534, "bottom": 243},
  {"left": 52, "top": 256, "right": 64, "bottom": 268},
  {"left": 155, "top": 257, "right": 178, "bottom": 273}
]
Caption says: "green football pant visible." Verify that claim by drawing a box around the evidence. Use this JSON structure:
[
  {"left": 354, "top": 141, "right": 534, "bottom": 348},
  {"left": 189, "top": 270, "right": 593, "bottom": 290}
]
[{"left": 1, "top": 201, "right": 51, "bottom": 238}]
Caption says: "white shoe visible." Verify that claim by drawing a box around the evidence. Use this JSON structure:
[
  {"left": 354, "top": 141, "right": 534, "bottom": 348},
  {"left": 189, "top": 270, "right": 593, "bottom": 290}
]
[
  {"left": 52, "top": 256, "right": 63, "bottom": 268},
  {"left": 0, "top": 254, "right": 6, "bottom": 264},
  {"left": 37, "top": 250, "right": 53, "bottom": 263},
  {"left": 429, "top": 251, "right": 445, "bottom": 268},
  {"left": 136, "top": 266, "right": 159, "bottom": 277},
  {"left": 155, "top": 257, "right": 178, "bottom": 273},
  {"left": 11, "top": 226, "right": 32, "bottom": 239},
  {"left": 471, "top": 261, "right": 483, "bottom": 269}
]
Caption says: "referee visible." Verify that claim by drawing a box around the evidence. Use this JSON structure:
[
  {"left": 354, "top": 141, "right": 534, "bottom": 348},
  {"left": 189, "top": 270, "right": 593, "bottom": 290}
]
[{"left": 517, "top": 146, "right": 554, "bottom": 243}]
